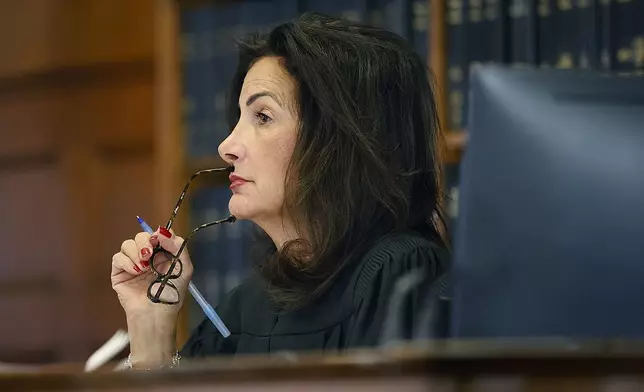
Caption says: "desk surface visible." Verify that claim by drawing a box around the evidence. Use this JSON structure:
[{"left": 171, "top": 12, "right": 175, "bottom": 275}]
[{"left": 4, "top": 338, "right": 644, "bottom": 391}]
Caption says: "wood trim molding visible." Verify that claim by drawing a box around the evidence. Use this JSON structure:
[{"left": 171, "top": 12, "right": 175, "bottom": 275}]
[
  {"left": 0, "top": 59, "right": 153, "bottom": 94},
  {"left": 0, "top": 152, "right": 58, "bottom": 171},
  {"left": 444, "top": 130, "right": 468, "bottom": 164},
  {"left": 0, "top": 277, "right": 60, "bottom": 295}
]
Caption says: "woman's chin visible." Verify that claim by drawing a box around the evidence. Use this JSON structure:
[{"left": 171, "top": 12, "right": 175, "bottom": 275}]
[{"left": 228, "top": 196, "right": 253, "bottom": 220}]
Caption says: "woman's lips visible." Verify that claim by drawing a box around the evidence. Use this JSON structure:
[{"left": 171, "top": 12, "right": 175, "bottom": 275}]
[{"left": 229, "top": 174, "right": 248, "bottom": 189}]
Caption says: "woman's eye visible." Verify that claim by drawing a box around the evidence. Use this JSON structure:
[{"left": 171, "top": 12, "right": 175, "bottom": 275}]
[{"left": 255, "top": 112, "right": 272, "bottom": 125}]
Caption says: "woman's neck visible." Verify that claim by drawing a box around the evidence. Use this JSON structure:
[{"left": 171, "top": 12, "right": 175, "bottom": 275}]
[{"left": 256, "top": 216, "right": 301, "bottom": 250}]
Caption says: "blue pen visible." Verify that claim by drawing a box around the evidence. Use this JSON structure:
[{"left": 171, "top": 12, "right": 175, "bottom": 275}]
[{"left": 136, "top": 215, "right": 231, "bottom": 338}]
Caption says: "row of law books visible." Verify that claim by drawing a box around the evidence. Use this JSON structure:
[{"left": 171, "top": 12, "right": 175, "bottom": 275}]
[{"left": 443, "top": 0, "right": 644, "bottom": 234}]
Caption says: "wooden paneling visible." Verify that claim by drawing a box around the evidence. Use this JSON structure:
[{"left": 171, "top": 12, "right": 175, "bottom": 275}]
[
  {"left": 0, "top": 88, "right": 61, "bottom": 158},
  {"left": 97, "top": 152, "right": 158, "bottom": 283},
  {"left": 58, "top": 68, "right": 154, "bottom": 150},
  {"left": 0, "top": 0, "right": 159, "bottom": 363},
  {"left": 0, "top": 293, "right": 59, "bottom": 363},
  {"left": 0, "top": 166, "right": 70, "bottom": 281},
  {"left": 0, "top": 64, "right": 154, "bottom": 159},
  {"left": 0, "top": 0, "right": 155, "bottom": 79},
  {"left": 0, "top": 0, "right": 61, "bottom": 79},
  {"left": 76, "top": 152, "right": 159, "bottom": 357}
]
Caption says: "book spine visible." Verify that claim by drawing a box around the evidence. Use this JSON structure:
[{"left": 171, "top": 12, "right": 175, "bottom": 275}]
[
  {"left": 180, "top": 9, "right": 200, "bottom": 159},
  {"left": 446, "top": 0, "right": 468, "bottom": 131},
  {"left": 610, "top": 0, "right": 643, "bottom": 74},
  {"left": 578, "top": 0, "right": 602, "bottom": 69},
  {"left": 508, "top": 0, "right": 538, "bottom": 66},
  {"left": 599, "top": 0, "right": 612, "bottom": 69},
  {"left": 634, "top": 1, "right": 644, "bottom": 74},
  {"left": 201, "top": 5, "right": 218, "bottom": 156},
  {"left": 379, "top": 0, "right": 413, "bottom": 41},
  {"left": 552, "top": 0, "right": 579, "bottom": 69},
  {"left": 487, "top": 0, "right": 510, "bottom": 63},
  {"left": 468, "top": 0, "right": 484, "bottom": 73},
  {"left": 538, "top": 0, "right": 556, "bottom": 67},
  {"left": 412, "top": 0, "right": 431, "bottom": 63},
  {"left": 444, "top": 0, "right": 468, "bottom": 234},
  {"left": 301, "top": 0, "right": 370, "bottom": 22}
]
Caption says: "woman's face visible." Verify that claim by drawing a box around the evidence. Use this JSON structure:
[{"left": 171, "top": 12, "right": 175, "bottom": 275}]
[{"left": 219, "top": 56, "right": 299, "bottom": 227}]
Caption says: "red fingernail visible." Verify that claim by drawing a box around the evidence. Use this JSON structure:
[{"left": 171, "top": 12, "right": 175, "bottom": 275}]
[
  {"left": 133, "top": 265, "right": 141, "bottom": 273},
  {"left": 159, "top": 227, "right": 172, "bottom": 238},
  {"left": 141, "top": 248, "right": 151, "bottom": 258},
  {"left": 141, "top": 259, "right": 150, "bottom": 268}
]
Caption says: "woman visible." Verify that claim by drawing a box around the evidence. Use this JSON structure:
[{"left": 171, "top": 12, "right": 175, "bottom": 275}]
[{"left": 111, "top": 13, "right": 450, "bottom": 369}]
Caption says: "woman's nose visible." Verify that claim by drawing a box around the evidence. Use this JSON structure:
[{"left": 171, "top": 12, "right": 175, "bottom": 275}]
[
  {"left": 218, "top": 126, "right": 244, "bottom": 165},
  {"left": 219, "top": 141, "right": 237, "bottom": 165}
]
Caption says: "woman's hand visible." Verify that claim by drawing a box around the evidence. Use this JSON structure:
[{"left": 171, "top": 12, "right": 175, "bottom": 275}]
[
  {"left": 111, "top": 227, "right": 193, "bottom": 314},
  {"left": 111, "top": 227, "right": 193, "bottom": 368}
]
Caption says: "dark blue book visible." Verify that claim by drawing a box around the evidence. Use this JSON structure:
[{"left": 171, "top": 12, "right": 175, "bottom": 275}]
[
  {"left": 412, "top": 0, "right": 430, "bottom": 63},
  {"left": 212, "top": 4, "right": 237, "bottom": 147},
  {"left": 197, "top": 5, "right": 218, "bottom": 157},
  {"left": 486, "top": 0, "right": 510, "bottom": 63},
  {"left": 187, "top": 186, "right": 232, "bottom": 327},
  {"left": 578, "top": 0, "right": 602, "bottom": 69},
  {"left": 180, "top": 8, "right": 204, "bottom": 159},
  {"left": 599, "top": 0, "right": 612, "bottom": 70},
  {"left": 466, "top": 0, "right": 484, "bottom": 88},
  {"left": 537, "top": 0, "right": 556, "bottom": 67},
  {"left": 238, "top": 0, "right": 300, "bottom": 35},
  {"left": 445, "top": 0, "right": 468, "bottom": 131},
  {"left": 467, "top": 0, "right": 507, "bottom": 70},
  {"left": 551, "top": 0, "right": 579, "bottom": 69},
  {"left": 373, "top": 0, "right": 413, "bottom": 41},
  {"left": 443, "top": 0, "right": 468, "bottom": 238},
  {"left": 508, "top": 0, "right": 537, "bottom": 66},
  {"left": 602, "top": 0, "right": 643, "bottom": 74},
  {"left": 301, "top": 0, "right": 370, "bottom": 22}
]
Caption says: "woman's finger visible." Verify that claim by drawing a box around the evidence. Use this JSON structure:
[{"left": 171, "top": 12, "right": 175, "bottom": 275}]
[
  {"left": 120, "top": 239, "right": 144, "bottom": 272},
  {"left": 112, "top": 252, "right": 142, "bottom": 275},
  {"left": 134, "top": 231, "right": 153, "bottom": 268}
]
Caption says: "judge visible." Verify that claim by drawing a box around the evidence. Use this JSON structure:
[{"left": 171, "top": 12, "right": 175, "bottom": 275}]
[{"left": 111, "top": 12, "right": 450, "bottom": 369}]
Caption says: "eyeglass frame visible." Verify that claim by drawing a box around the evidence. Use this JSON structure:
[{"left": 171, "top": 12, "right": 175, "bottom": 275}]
[{"left": 147, "top": 166, "right": 236, "bottom": 305}]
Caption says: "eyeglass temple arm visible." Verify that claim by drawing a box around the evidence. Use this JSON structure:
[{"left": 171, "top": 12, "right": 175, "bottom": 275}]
[
  {"left": 165, "top": 166, "right": 234, "bottom": 230},
  {"left": 173, "top": 215, "right": 237, "bottom": 258}
]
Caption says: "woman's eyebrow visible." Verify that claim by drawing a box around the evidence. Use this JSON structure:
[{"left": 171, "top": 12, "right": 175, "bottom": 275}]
[{"left": 245, "top": 91, "right": 285, "bottom": 109}]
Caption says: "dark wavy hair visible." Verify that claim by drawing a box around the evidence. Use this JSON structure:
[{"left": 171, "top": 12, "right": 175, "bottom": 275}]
[{"left": 226, "top": 12, "right": 447, "bottom": 311}]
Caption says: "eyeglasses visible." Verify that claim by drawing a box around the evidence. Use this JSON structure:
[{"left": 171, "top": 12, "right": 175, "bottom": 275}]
[{"left": 148, "top": 166, "right": 236, "bottom": 305}]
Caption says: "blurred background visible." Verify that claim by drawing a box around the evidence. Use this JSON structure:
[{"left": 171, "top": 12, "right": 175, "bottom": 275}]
[{"left": 0, "top": 0, "right": 641, "bottom": 365}]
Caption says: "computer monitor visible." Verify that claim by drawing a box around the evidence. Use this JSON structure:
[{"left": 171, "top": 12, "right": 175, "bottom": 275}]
[{"left": 450, "top": 65, "right": 644, "bottom": 339}]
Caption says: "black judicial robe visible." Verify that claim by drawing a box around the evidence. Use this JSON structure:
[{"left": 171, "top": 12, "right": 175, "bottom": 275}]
[{"left": 180, "top": 230, "right": 449, "bottom": 357}]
